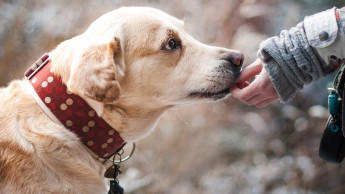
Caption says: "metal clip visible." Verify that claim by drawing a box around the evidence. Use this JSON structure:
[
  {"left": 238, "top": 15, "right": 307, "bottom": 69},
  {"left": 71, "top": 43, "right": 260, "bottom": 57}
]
[
  {"left": 113, "top": 142, "right": 136, "bottom": 163},
  {"left": 103, "top": 142, "right": 136, "bottom": 164}
]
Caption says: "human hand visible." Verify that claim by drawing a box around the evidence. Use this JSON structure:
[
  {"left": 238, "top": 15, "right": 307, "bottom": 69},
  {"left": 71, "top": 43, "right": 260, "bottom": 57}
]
[{"left": 231, "top": 59, "right": 279, "bottom": 108}]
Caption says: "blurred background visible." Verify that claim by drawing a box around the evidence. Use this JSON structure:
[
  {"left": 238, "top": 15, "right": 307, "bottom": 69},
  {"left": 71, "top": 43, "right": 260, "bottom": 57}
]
[{"left": 1, "top": 0, "right": 345, "bottom": 193}]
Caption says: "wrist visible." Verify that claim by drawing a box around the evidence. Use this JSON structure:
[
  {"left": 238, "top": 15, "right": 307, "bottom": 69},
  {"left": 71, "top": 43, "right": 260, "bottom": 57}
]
[{"left": 263, "top": 59, "right": 297, "bottom": 103}]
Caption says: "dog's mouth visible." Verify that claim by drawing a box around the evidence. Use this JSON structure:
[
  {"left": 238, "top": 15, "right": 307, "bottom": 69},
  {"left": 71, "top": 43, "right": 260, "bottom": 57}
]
[
  {"left": 188, "top": 70, "right": 241, "bottom": 100},
  {"left": 189, "top": 87, "right": 230, "bottom": 100}
]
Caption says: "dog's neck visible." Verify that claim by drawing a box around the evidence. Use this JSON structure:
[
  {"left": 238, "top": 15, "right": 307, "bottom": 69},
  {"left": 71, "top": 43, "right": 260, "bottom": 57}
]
[
  {"left": 73, "top": 97, "right": 167, "bottom": 141},
  {"left": 102, "top": 99, "right": 170, "bottom": 141}
]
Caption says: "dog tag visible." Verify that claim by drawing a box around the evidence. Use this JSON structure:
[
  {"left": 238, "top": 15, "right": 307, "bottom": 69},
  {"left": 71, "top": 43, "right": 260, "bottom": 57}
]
[{"left": 104, "top": 165, "right": 118, "bottom": 179}]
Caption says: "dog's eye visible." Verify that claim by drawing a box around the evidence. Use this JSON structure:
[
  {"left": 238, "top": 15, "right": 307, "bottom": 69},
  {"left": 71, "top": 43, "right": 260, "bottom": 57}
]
[{"left": 165, "top": 38, "right": 177, "bottom": 50}]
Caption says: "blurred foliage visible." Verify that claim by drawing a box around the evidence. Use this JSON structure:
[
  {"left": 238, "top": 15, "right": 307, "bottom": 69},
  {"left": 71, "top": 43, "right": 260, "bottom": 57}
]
[{"left": 1, "top": 0, "right": 345, "bottom": 193}]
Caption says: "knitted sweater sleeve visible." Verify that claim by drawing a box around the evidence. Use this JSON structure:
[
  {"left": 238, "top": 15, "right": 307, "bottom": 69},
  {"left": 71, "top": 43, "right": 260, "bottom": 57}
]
[{"left": 258, "top": 7, "right": 345, "bottom": 103}]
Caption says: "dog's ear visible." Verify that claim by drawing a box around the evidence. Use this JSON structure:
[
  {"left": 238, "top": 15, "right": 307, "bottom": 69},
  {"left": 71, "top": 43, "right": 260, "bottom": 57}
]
[{"left": 67, "top": 38, "right": 123, "bottom": 103}]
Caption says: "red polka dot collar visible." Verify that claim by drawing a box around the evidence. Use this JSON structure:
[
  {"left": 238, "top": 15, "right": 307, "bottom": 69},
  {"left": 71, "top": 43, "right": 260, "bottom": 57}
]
[{"left": 24, "top": 54, "right": 126, "bottom": 159}]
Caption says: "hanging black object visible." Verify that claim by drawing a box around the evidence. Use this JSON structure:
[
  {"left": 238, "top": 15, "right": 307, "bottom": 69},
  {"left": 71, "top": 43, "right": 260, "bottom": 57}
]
[
  {"left": 319, "top": 58, "right": 345, "bottom": 163},
  {"left": 106, "top": 149, "right": 125, "bottom": 194},
  {"left": 319, "top": 90, "right": 345, "bottom": 163},
  {"left": 108, "top": 164, "right": 124, "bottom": 194}
]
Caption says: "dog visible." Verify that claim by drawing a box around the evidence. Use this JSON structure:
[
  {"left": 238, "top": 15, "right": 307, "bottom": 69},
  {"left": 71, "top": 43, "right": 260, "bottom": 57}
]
[{"left": 0, "top": 7, "right": 243, "bottom": 193}]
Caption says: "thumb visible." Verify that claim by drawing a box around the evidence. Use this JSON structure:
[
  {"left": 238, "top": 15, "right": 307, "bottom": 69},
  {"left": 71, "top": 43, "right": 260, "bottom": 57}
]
[{"left": 236, "top": 59, "right": 263, "bottom": 83}]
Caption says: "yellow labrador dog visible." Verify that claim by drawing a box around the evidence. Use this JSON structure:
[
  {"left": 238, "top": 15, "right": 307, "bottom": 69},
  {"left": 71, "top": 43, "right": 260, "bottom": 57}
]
[{"left": 0, "top": 7, "right": 243, "bottom": 194}]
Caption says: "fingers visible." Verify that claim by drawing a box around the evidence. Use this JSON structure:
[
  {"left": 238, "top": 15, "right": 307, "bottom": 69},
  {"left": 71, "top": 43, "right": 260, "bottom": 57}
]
[
  {"left": 236, "top": 58, "right": 263, "bottom": 83},
  {"left": 231, "top": 83, "right": 259, "bottom": 101},
  {"left": 255, "top": 98, "right": 278, "bottom": 108},
  {"left": 232, "top": 84, "right": 278, "bottom": 106},
  {"left": 234, "top": 81, "right": 250, "bottom": 89},
  {"left": 245, "top": 92, "right": 279, "bottom": 107},
  {"left": 231, "top": 71, "right": 266, "bottom": 101},
  {"left": 231, "top": 61, "right": 279, "bottom": 107},
  {"left": 232, "top": 91, "right": 278, "bottom": 108}
]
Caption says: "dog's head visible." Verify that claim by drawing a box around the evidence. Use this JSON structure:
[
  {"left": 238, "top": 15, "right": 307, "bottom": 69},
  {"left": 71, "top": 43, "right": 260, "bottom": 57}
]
[{"left": 51, "top": 7, "right": 243, "bottom": 140}]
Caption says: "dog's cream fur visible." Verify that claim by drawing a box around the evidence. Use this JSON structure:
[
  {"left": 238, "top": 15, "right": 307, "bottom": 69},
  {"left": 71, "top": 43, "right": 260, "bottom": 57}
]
[{"left": 0, "top": 7, "right": 242, "bottom": 193}]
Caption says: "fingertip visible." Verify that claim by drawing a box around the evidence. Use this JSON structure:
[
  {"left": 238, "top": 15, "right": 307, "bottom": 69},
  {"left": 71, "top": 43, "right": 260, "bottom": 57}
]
[
  {"left": 236, "top": 62, "right": 263, "bottom": 83},
  {"left": 230, "top": 87, "right": 240, "bottom": 96},
  {"left": 233, "top": 80, "right": 250, "bottom": 90},
  {"left": 230, "top": 86, "right": 246, "bottom": 99},
  {"left": 243, "top": 81, "right": 250, "bottom": 87}
]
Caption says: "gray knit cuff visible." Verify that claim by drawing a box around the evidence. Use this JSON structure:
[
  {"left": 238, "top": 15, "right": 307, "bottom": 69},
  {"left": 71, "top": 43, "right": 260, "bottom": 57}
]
[
  {"left": 257, "top": 7, "right": 343, "bottom": 103},
  {"left": 263, "top": 59, "right": 297, "bottom": 103},
  {"left": 258, "top": 21, "right": 330, "bottom": 103}
]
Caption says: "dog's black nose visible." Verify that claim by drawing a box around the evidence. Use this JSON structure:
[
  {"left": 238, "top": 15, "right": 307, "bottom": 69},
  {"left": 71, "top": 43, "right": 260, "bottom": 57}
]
[{"left": 228, "top": 52, "right": 244, "bottom": 66}]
